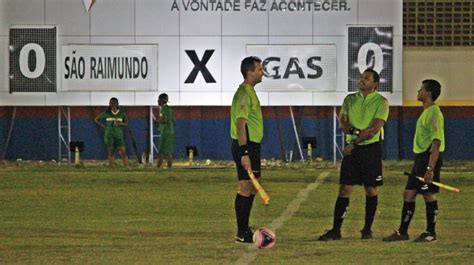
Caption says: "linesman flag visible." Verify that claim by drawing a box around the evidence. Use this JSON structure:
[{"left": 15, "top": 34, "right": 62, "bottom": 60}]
[{"left": 83, "top": 0, "right": 96, "bottom": 13}]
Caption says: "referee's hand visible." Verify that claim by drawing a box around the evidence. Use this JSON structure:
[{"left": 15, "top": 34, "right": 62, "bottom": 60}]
[
  {"left": 241, "top": 155, "right": 251, "bottom": 171},
  {"left": 343, "top": 144, "right": 354, "bottom": 156},
  {"left": 424, "top": 170, "right": 433, "bottom": 184}
]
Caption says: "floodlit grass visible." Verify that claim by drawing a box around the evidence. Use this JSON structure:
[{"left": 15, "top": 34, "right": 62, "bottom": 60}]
[{"left": 0, "top": 161, "right": 473, "bottom": 264}]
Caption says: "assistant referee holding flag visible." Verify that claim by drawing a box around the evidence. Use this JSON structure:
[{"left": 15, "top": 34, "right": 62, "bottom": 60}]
[
  {"left": 383, "top": 79, "right": 444, "bottom": 242},
  {"left": 318, "top": 69, "right": 389, "bottom": 241},
  {"left": 231, "top": 56, "right": 264, "bottom": 243}
]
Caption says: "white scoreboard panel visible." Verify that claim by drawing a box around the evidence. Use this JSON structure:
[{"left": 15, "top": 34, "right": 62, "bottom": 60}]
[
  {"left": 0, "top": 0, "right": 403, "bottom": 106},
  {"left": 248, "top": 45, "right": 337, "bottom": 92},
  {"left": 62, "top": 45, "right": 158, "bottom": 91}
]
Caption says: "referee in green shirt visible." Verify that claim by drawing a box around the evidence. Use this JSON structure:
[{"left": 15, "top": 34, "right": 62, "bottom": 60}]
[
  {"left": 383, "top": 79, "right": 444, "bottom": 243},
  {"left": 231, "top": 56, "right": 264, "bottom": 243},
  {"left": 319, "top": 69, "right": 389, "bottom": 241}
]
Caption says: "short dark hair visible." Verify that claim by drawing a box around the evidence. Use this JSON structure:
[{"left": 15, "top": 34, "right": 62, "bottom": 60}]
[
  {"left": 363, "top": 68, "right": 380, "bottom": 83},
  {"left": 108, "top": 97, "right": 119, "bottom": 112},
  {"left": 240, "top": 56, "right": 262, "bottom": 78},
  {"left": 422, "top": 79, "right": 441, "bottom": 101},
  {"left": 159, "top": 93, "right": 169, "bottom": 102}
]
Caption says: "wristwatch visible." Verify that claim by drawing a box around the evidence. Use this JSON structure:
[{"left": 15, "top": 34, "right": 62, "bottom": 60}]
[
  {"left": 349, "top": 126, "right": 361, "bottom": 136},
  {"left": 354, "top": 129, "right": 361, "bottom": 136},
  {"left": 426, "top": 166, "right": 433, "bottom": 172}
]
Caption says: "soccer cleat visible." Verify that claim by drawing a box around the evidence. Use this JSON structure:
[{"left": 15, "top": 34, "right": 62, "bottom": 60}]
[
  {"left": 317, "top": 229, "right": 341, "bottom": 241},
  {"left": 235, "top": 228, "right": 254, "bottom": 243},
  {"left": 360, "top": 229, "right": 373, "bottom": 239},
  {"left": 382, "top": 230, "right": 409, "bottom": 242},
  {"left": 413, "top": 231, "right": 437, "bottom": 242}
]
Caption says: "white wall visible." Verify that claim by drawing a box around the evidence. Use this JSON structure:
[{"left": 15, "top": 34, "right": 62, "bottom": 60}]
[{"left": 0, "top": 0, "right": 403, "bottom": 106}]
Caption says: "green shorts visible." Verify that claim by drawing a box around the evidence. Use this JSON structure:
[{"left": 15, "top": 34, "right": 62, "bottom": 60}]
[
  {"left": 104, "top": 130, "right": 125, "bottom": 148},
  {"left": 158, "top": 133, "right": 174, "bottom": 156}
]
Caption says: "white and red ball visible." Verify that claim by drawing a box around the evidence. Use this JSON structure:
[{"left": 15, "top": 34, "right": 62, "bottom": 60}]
[{"left": 253, "top": 227, "right": 276, "bottom": 249}]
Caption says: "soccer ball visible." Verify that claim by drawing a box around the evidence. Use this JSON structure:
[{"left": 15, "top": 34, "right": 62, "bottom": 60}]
[{"left": 253, "top": 227, "right": 276, "bottom": 249}]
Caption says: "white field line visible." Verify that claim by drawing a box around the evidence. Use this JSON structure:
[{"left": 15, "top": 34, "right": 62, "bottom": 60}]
[{"left": 236, "top": 171, "right": 330, "bottom": 265}]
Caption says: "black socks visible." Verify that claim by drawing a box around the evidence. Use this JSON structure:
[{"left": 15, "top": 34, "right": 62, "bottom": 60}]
[
  {"left": 425, "top": 200, "right": 438, "bottom": 234},
  {"left": 333, "top": 197, "right": 350, "bottom": 231},
  {"left": 398, "top": 201, "right": 415, "bottom": 234},
  {"left": 398, "top": 200, "right": 438, "bottom": 235},
  {"left": 363, "top": 195, "right": 378, "bottom": 231},
  {"left": 235, "top": 193, "right": 255, "bottom": 232}
]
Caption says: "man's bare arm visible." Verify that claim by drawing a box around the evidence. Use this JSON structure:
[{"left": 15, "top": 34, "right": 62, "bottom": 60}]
[
  {"left": 354, "top": 118, "right": 385, "bottom": 144},
  {"left": 339, "top": 114, "right": 351, "bottom": 134}
]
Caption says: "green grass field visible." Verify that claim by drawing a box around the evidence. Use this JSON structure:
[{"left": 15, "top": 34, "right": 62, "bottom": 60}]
[{"left": 1, "top": 161, "right": 473, "bottom": 264}]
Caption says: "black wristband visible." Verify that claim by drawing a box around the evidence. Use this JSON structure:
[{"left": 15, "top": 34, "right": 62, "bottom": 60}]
[
  {"left": 349, "top": 126, "right": 360, "bottom": 136},
  {"left": 239, "top": 145, "right": 249, "bottom": 157}
]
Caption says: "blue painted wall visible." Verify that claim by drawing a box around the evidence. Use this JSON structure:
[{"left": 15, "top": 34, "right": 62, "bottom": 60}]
[{"left": 1, "top": 113, "right": 472, "bottom": 161}]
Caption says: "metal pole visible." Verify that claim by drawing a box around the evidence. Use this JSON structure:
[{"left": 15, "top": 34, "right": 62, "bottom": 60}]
[
  {"left": 289, "top": 106, "right": 304, "bottom": 162},
  {"left": 58, "top": 106, "right": 71, "bottom": 163},
  {"left": 67, "top": 107, "right": 71, "bottom": 163},
  {"left": 58, "top": 107, "right": 61, "bottom": 161},
  {"left": 333, "top": 106, "right": 337, "bottom": 164},
  {"left": 1, "top": 107, "right": 16, "bottom": 161},
  {"left": 274, "top": 107, "right": 286, "bottom": 161},
  {"left": 149, "top": 106, "right": 154, "bottom": 164},
  {"left": 149, "top": 106, "right": 161, "bottom": 164},
  {"left": 333, "top": 106, "right": 344, "bottom": 165}
]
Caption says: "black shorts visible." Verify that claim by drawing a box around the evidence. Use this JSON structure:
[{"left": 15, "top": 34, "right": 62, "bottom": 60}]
[
  {"left": 340, "top": 142, "right": 383, "bottom": 187},
  {"left": 231, "top": 140, "right": 261, "bottom": 181},
  {"left": 406, "top": 151, "right": 443, "bottom": 194}
]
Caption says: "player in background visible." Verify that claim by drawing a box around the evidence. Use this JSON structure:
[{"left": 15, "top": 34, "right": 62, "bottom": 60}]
[
  {"left": 318, "top": 69, "right": 389, "bottom": 241},
  {"left": 156, "top": 93, "right": 175, "bottom": 168},
  {"left": 383, "top": 79, "right": 444, "bottom": 242},
  {"left": 95, "top": 97, "right": 129, "bottom": 166},
  {"left": 231, "top": 56, "right": 264, "bottom": 243}
]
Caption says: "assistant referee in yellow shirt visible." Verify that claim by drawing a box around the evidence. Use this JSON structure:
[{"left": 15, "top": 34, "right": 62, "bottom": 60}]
[
  {"left": 231, "top": 56, "right": 264, "bottom": 244},
  {"left": 383, "top": 79, "right": 444, "bottom": 243}
]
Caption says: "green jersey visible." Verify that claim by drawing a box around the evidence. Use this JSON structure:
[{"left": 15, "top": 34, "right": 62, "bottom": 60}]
[
  {"left": 340, "top": 91, "right": 389, "bottom": 145},
  {"left": 413, "top": 105, "right": 445, "bottom": 154},
  {"left": 159, "top": 105, "right": 174, "bottom": 135},
  {"left": 96, "top": 109, "right": 128, "bottom": 136},
  {"left": 230, "top": 83, "right": 263, "bottom": 143}
]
